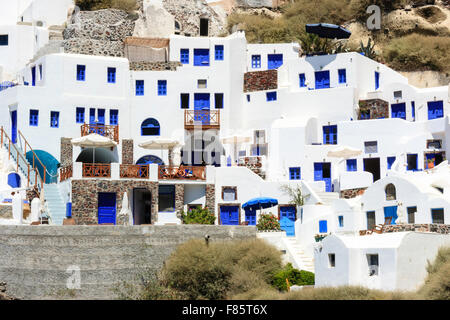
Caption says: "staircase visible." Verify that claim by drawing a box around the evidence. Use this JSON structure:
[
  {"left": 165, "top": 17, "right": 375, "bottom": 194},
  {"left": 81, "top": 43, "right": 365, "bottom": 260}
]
[
  {"left": 316, "top": 192, "right": 340, "bottom": 205},
  {"left": 29, "top": 25, "right": 65, "bottom": 64},
  {"left": 43, "top": 184, "right": 66, "bottom": 225},
  {"left": 282, "top": 237, "right": 315, "bottom": 273}
]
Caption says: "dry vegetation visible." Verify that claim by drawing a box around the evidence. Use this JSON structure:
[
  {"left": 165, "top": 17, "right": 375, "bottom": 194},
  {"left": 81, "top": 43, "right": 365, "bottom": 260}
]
[{"left": 75, "top": 0, "right": 137, "bottom": 12}]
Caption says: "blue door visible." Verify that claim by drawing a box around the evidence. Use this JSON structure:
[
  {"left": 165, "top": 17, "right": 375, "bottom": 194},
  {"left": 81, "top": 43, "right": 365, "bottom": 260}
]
[
  {"left": 391, "top": 103, "right": 406, "bottom": 119},
  {"left": 314, "top": 162, "right": 332, "bottom": 192},
  {"left": 280, "top": 206, "right": 296, "bottom": 236},
  {"left": 383, "top": 206, "right": 398, "bottom": 225},
  {"left": 194, "top": 93, "right": 210, "bottom": 124},
  {"left": 268, "top": 54, "right": 283, "bottom": 69},
  {"left": 10, "top": 110, "right": 17, "bottom": 144},
  {"left": 220, "top": 206, "right": 239, "bottom": 225},
  {"left": 428, "top": 101, "right": 443, "bottom": 120},
  {"left": 98, "top": 193, "right": 116, "bottom": 224},
  {"left": 315, "top": 71, "right": 330, "bottom": 89},
  {"left": 89, "top": 108, "right": 96, "bottom": 124},
  {"left": 319, "top": 220, "right": 328, "bottom": 233},
  {"left": 7, "top": 173, "right": 20, "bottom": 188},
  {"left": 244, "top": 208, "right": 256, "bottom": 226}
]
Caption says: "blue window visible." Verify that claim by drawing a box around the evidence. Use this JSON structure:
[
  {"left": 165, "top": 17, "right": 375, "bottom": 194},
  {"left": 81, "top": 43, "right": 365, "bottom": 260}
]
[
  {"left": 31, "top": 66, "right": 36, "bottom": 86},
  {"left": 387, "top": 156, "right": 396, "bottom": 170},
  {"left": 338, "top": 216, "right": 344, "bottom": 227},
  {"left": 136, "top": 80, "right": 144, "bottom": 96},
  {"left": 110, "top": 109, "right": 118, "bottom": 125},
  {"left": 97, "top": 109, "right": 105, "bottom": 125},
  {"left": 407, "top": 154, "right": 418, "bottom": 171},
  {"left": 77, "top": 65, "right": 85, "bottom": 81},
  {"left": 107, "top": 67, "right": 116, "bottom": 83},
  {"left": 323, "top": 125, "right": 337, "bottom": 145},
  {"left": 180, "top": 49, "right": 189, "bottom": 64},
  {"left": 428, "top": 101, "right": 444, "bottom": 120},
  {"left": 141, "top": 118, "right": 160, "bottom": 136},
  {"left": 215, "top": 45, "right": 224, "bottom": 60},
  {"left": 247, "top": 94, "right": 251, "bottom": 102},
  {"left": 193, "top": 49, "right": 210, "bottom": 66},
  {"left": 289, "top": 167, "right": 301, "bottom": 180},
  {"left": 299, "top": 73, "right": 306, "bottom": 87},
  {"left": 180, "top": 93, "right": 189, "bottom": 109},
  {"left": 346, "top": 159, "right": 357, "bottom": 171},
  {"left": 76, "top": 107, "right": 85, "bottom": 123},
  {"left": 158, "top": 80, "right": 167, "bottom": 96},
  {"left": 319, "top": 220, "right": 328, "bottom": 233},
  {"left": 411, "top": 101, "right": 415, "bottom": 121},
  {"left": 391, "top": 103, "right": 406, "bottom": 120},
  {"left": 266, "top": 91, "right": 277, "bottom": 102},
  {"left": 29, "top": 110, "right": 39, "bottom": 126},
  {"left": 315, "top": 70, "right": 330, "bottom": 89},
  {"left": 251, "top": 55, "right": 261, "bottom": 69},
  {"left": 375, "top": 71, "right": 380, "bottom": 90},
  {"left": 89, "top": 108, "right": 96, "bottom": 124},
  {"left": 338, "top": 69, "right": 346, "bottom": 84},
  {"left": 50, "top": 111, "right": 59, "bottom": 128},
  {"left": 0, "top": 35, "right": 8, "bottom": 46},
  {"left": 39, "top": 64, "right": 43, "bottom": 80},
  {"left": 268, "top": 54, "right": 283, "bottom": 69}
]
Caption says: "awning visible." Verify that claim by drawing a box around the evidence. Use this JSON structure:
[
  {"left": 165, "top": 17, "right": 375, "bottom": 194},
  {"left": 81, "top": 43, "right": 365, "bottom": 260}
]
[
  {"left": 306, "top": 23, "right": 351, "bottom": 39},
  {"left": 242, "top": 197, "right": 278, "bottom": 211},
  {"left": 71, "top": 133, "right": 117, "bottom": 148},
  {"left": 139, "top": 138, "right": 183, "bottom": 149},
  {"left": 327, "top": 146, "right": 362, "bottom": 159}
]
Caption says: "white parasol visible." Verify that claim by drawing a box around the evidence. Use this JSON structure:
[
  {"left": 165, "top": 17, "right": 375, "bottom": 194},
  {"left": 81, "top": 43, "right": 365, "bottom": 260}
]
[
  {"left": 119, "top": 192, "right": 133, "bottom": 226},
  {"left": 395, "top": 201, "right": 407, "bottom": 224},
  {"left": 71, "top": 133, "right": 117, "bottom": 163},
  {"left": 221, "top": 135, "right": 252, "bottom": 164},
  {"left": 327, "top": 146, "right": 362, "bottom": 159}
]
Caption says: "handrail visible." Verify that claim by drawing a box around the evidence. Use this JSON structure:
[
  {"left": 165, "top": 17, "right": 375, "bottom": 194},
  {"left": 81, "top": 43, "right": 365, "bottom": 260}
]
[
  {"left": 18, "top": 130, "right": 50, "bottom": 183},
  {"left": 1, "top": 127, "right": 43, "bottom": 194}
]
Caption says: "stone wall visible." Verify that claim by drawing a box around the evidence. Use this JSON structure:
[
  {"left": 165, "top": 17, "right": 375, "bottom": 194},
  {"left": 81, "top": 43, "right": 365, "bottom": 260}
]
[
  {"left": 205, "top": 184, "right": 216, "bottom": 213},
  {"left": 71, "top": 179, "right": 158, "bottom": 225},
  {"left": 64, "top": 9, "right": 137, "bottom": 57},
  {"left": 244, "top": 69, "right": 278, "bottom": 93},
  {"left": 129, "top": 61, "right": 181, "bottom": 71},
  {"left": 175, "top": 184, "right": 185, "bottom": 218},
  {"left": 358, "top": 99, "right": 389, "bottom": 120},
  {"left": 382, "top": 224, "right": 450, "bottom": 234},
  {"left": 60, "top": 138, "right": 73, "bottom": 167},
  {"left": 340, "top": 187, "right": 367, "bottom": 199},
  {"left": 0, "top": 225, "right": 256, "bottom": 299},
  {"left": 0, "top": 205, "right": 12, "bottom": 219},
  {"left": 238, "top": 156, "right": 266, "bottom": 179},
  {"left": 121, "top": 139, "right": 134, "bottom": 165}
]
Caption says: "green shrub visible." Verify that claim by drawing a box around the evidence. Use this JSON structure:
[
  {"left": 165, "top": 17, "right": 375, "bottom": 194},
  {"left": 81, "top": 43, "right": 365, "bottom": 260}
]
[
  {"left": 272, "top": 263, "right": 315, "bottom": 291},
  {"left": 418, "top": 247, "right": 450, "bottom": 300},
  {"left": 75, "top": 0, "right": 137, "bottom": 12},
  {"left": 256, "top": 213, "right": 281, "bottom": 231},
  {"left": 181, "top": 207, "right": 216, "bottom": 225}
]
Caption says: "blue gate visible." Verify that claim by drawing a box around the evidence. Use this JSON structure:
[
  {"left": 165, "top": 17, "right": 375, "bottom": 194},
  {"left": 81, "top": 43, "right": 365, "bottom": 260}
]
[
  {"left": 220, "top": 206, "right": 239, "bottom": 225},
  {"left": 280, "top": 206, "right": 296, "bottom": 236},
  {"left": 98, "top": 193, "right": 117, "bottom": 224},
  {"left": 244, "top": 208, "right": 256, "bottom": 226},
  {"left": 383, "top": 206, "right": 398, "bottom": 225},
  {"left": 315, "top": 71, "right": 330, "bottom": 89}
]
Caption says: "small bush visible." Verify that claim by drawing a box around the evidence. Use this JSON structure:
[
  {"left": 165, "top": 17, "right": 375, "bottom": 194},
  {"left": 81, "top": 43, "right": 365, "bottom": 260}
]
[
  {"left": 75, "top": 0, "right": 137, "bottom": 12},
  {"left": 418, "top": 247, "right": 450, "bottom": 300},
  {"left": 256, "top": 213, "right": 281, "bottom": 231},
  {"left": 272, "top": 263, "right": 315, "bottom": 291},
  {"left": 181, "top": 207, "right": 216, "bottom": 225}
]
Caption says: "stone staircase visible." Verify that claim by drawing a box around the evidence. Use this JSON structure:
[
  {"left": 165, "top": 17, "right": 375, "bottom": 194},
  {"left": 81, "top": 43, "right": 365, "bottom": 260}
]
[
  {"left": 316, "top": 192, "right": 340, "bottom": 206},
  {"left": 29, "top": 25, "right": 65, "bottom": 64},
  {"left": 43, "top": 184, "right": 66, "bottom": 225},
  {"left": 282, "top": 237, "right": 315, "bottom": 273}
]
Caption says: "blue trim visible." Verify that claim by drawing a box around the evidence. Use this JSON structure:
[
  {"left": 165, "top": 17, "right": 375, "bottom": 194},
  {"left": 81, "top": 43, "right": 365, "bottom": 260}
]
[
  {"left": 77, "top": 65, "right": 86, "bottom": 81},
  {"left": 50, "top": 111, "right": 59, "bottom": 128},
  {"left": 215, "top": 45, "right": 224, "bottom": 60},
  {"left": 266, "top": 91, "right": 277, "bottom": 101},
  {"left": 289, "top": 167, "right": 301, "bottom": 180},
  {"left": 107, "top": 67, "right": 116, "bottom": 83},
  {"left": 29, "top": 109, "right": 39, "bottom": 126},
  {"left": 180, "top": 49, "right": 189, "bottom": 64},
  {"left": 251, "top": 55, "right": 261, "bottom": 68},
  {"left": 136, "top": 80, "right": 144, "bottom": 96},
  {"left": 158, "top": 80, "right": 167, "bottom": 96}
]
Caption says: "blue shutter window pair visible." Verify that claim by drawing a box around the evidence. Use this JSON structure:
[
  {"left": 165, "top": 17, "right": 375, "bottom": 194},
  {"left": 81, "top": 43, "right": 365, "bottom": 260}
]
[
  {"left": 299, "top": 73, "right": 306, "bottom": 87},
  {"left": 266, "top": 91, "right": 277, "bottom": 102},
  {"left": 77, "top": 65, "right": 86, "bottom": 81},
  {"left": 76, "top": 107, "right": 85, "bottom": 123},
  {"left": 136, "top": 80, "right": 144, "bottom": 96},
  {"left": 346, "top": 159, "right": 357, "bottom": 171},
  {"left": 110, "top": 110, "right": 118, "bottom": 125},
  {"left": 251, "top": 55, "right": 261, "bottom": 68},
  {"left": 323, "top": 125, "right": 337, "bottom": 145},
  {"left": 289, "top": 167, "right": 301, "bottom": 180},
  {"left": 338, "top": 69, "right": 347, "bottom": 84},
  {"left": 50, "top": 111, "right": 59, "bottom": 128},
  {"left": 158, "top": 80, "right": 167, "bottom": 96},
  {"left": 215, "top": 45, "right": 224, "bottom": 60},
  {"left": 29, "top": 110, "right": 39, "bottom": 126},
  {"left": 180, "top": 49, "right": 189, "bottom": 64},
  {"left": 107, "top": 67, "right": 116, "bottom": 83}
]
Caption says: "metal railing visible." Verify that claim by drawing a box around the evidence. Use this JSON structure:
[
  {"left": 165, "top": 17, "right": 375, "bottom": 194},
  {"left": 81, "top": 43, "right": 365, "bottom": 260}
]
[
  {"left": 184, "top": 110, "right": 220, "bottom": 130},
  {"left": 81, "top": 124, "right": 119, "bottom": 143},
  {"left": 120, "top": 164, "right": 149, "bottom": 179},
  {"left": 82, "top": 163, "right": 111, "bottom": 178},
  {"left": 158, "top": 165, "right": 206, "bottom": 180}
]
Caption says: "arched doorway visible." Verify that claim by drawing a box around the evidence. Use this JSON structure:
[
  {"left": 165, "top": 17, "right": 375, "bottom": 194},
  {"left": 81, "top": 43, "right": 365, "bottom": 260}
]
[
  {"left": 26, "top": 150, "right": 60, "bottom": 184},
  {"left": 136, "top": 155, "right": 165, "bottom": 166}
]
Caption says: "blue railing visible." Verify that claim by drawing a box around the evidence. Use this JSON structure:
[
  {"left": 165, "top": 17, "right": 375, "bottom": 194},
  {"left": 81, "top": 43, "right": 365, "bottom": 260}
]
[{"left": 0, "top": 81, "right": 16, "bottom": 92}]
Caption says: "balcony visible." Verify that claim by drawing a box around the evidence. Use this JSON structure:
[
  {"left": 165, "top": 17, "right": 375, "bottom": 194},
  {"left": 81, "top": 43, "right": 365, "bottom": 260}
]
[
  {"left": 82, "top": 163, "right": 111, "bottom": 178},
  {"left": 81, "top": 124, "right": 119, "bottom": 143},
  {"left": 60, "top": 164, "right": 73, "bottom": 182},
  {"left": 184, "top": 110, "right": 220, "bottom": 130},
  {"left": 120, "top": 164, "right": 149, "bottom": 179},
  {"left": 158, "top": 165, "right": 206, "bottom": 180}
]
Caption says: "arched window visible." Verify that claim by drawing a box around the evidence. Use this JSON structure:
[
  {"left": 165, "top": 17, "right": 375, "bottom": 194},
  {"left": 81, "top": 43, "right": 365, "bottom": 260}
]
[
  {"left": 385, "top": 183, "right": 396, "bottom": 201},
  {"left": 141, "top": 118, "right": 160, "bottom": 136},
  {"left": 136, "top": 155, "right": 165, "bottom": 166}
]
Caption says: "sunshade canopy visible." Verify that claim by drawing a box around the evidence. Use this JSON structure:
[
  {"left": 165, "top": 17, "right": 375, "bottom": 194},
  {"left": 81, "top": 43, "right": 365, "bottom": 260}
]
[
  {"left": 306, "top": 23, "right": 351, "bottom": 39},
  {"left": 221, "top": 135, "right": 252, "bottom": 144},
  {"left": 138, "top": 138, "right": 182, "bottom": 149},
  {"left": 242, "top": 197, "right": 278, "bottom": 210},
  {"left": 71, "top": 133, "right": 117, "bottom": 148},
  {"left": 327, "top": 146, "right": 362, "bottom": 159}
]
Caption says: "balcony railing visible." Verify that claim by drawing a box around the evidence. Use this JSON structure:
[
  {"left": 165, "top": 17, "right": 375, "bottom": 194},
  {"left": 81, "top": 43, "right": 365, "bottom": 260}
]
[
  {"left": 81, "top": 124, "right": 119, "bottom": 143},
  {"left": 120, "top": 164, "right": 149, "bottom": 179},
  {"left": 158, "top": 165, "right": 206, "bottom": 180},
  {"left": 184, "top": 110, "right": 220, "bottom": 130},
  {"left": 82, "top": 163, "right": 111, "bottom": 178},
  {"left": 60, "top": 165, "right": 73, "bottom": 182}
]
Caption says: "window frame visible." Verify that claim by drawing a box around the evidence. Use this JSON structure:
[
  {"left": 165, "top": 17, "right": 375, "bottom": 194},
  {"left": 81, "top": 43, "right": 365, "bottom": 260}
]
[
  {"left": 251, "top": 55, "right": 261, "bottom": 69},
  {"left": 135, "top": 80, "right": 144, "bottom": 96},
  {"left": 75, "top": 107, "right": 85, "bottom": 124},
  {"left": 107, "top": 67, "right": 116, "bottom": 83},
  {"left": 110, "top": 109, "right": 119, "bottom": 125},
  {"left": 180, "top": 49, "right": 189, "bottom": 64},
  {"left": 289, "top": 167, "right": 301, "bottom": 180},
  {"left": 50, "top": 111, "right": 59, "bottom": 128},
  {"left": 76, "top": 65, "right": 86, "bottom": 81},
  {"left": 157, "top": 80, "right": 167, "bottom": 96},
  {"left": 29, "top": 109, "right": 39, "bottom": 127},
  {"left": 214, "top": 93, "right": 224, "bottom": 109},
  {"left": 338, "top": 68, "right": 347, "bottom": 84},
  {"left": 180, "top": 93, "right": 190, "bottom": 109},
  {"left": 214, "top": 45, "right": 224, "bottom": 61}
]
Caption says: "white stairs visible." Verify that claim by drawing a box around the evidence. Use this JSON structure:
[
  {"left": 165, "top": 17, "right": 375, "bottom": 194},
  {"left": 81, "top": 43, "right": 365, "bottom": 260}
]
[
  {"left": 43, "top": 184, "right": 66, "bottom": 225},
  {"left": 316, "top": 192, "right": 340, "bottom": 205},
  {"left": 282, "top": 237, "right": 315, "bottom": 273}
]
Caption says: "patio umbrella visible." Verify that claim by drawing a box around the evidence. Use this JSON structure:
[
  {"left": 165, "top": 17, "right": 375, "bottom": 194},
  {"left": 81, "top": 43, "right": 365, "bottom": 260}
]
[
  {"left": 242, "top": 197, "right": 278, "bottom": 211},
  {"left": 306, "top": 23, "right": 351, "bottom": 39},
  {"left": 327, "top": 146, "right": 362, "bottom": 159},
  {"left": 71, "top": 133, "right": 117, "bottom": 163},
  {"left": 139, "top": 139, "right": 183, "bottom": 164},
  {"left": 221, "top": 135, "right": 252, "bottom": 164}
]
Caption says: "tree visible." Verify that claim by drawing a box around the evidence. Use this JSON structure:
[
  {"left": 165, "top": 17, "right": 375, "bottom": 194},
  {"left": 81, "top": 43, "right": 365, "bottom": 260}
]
[{"left": 280, "top": 184, "right": 304, "bottom": 207}]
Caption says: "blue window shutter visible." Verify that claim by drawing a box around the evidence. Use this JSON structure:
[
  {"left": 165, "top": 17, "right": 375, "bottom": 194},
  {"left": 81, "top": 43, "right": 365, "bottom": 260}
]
[
  {"left": 76, "top": 107, "right": 85, "bottom": 123},
  {"left": 180, "top": 49, "right": 189, "bottom": 64},
  {"left": 266, "top": 91, "right": 277, "bottom": 101},
  {"left": 136, "top": 80, "right": 144, "bottom": 96},
  {"left": 97, "top": 109, "right": 105, "bottom": 124},
  {"left": 77, "top": 65, "right": 86, "bottom": 81},
  {"left": 194, "top": 49, "right": 210, "bottom": 66},
  {"left": 29, "top": 110, "right": 39, "bottom": 126},
  {"left": 289, "top": 167, "right": 301, "bottom": 180},
  {"left": 375, "top": 71, "right": 380, "bottom": 90},
  {"left": 319, "top": 220, "right": 328, "bottom": 233},
  {"left": 338, "top": 69, "right": 346, "bottom": 83},
  {"left": 107, "top": 67, "right": 116, "bottom": 83},
  {"left": 299, "top": 73, "right": 306, "bottom": 87},
  {"left": 89, "top": 108, "right": 96, "bottom": 124},
  {"left": 252, "top": 55, "right": 261, "bottom": 68},
  {"left": 158, "top": 80, "right": 167, "bottom": 96},
  {"left": 315, "top": 71, "right": 330, "bottom": 89},
  {"left": 50, "top": 111, "right": 59, "bottom": 128},
  {"left": 391, "top": 103, "right": 406, "bottom": 120},
  {"left": 323, "top": 125, "right": 337, "bottom": 144},
  {"left": 31, "top": 66, "right": 36, "bottom": 86},
  {"left": 110, "top": 109, "right": 118, "bottom": 125},
  {"left": 268, "top": 54, "right": 283, "bottom": 69},
  {"left": 215, "top": 45, "right": 224, "bottom": 60},
  {"left": 427, "top": 101, "right": 444, "bottom": 120},
  {"left": 346, "top": 159, "right": 357, "bottom": 171},
  {"left": 338, "top": 216, "right": 344, "bottom": 227}
]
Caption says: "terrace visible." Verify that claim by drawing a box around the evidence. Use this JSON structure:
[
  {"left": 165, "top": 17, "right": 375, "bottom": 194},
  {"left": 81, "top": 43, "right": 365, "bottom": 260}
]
[{"left": 184, "top": 110, "right": 220, "bottom": 130}]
